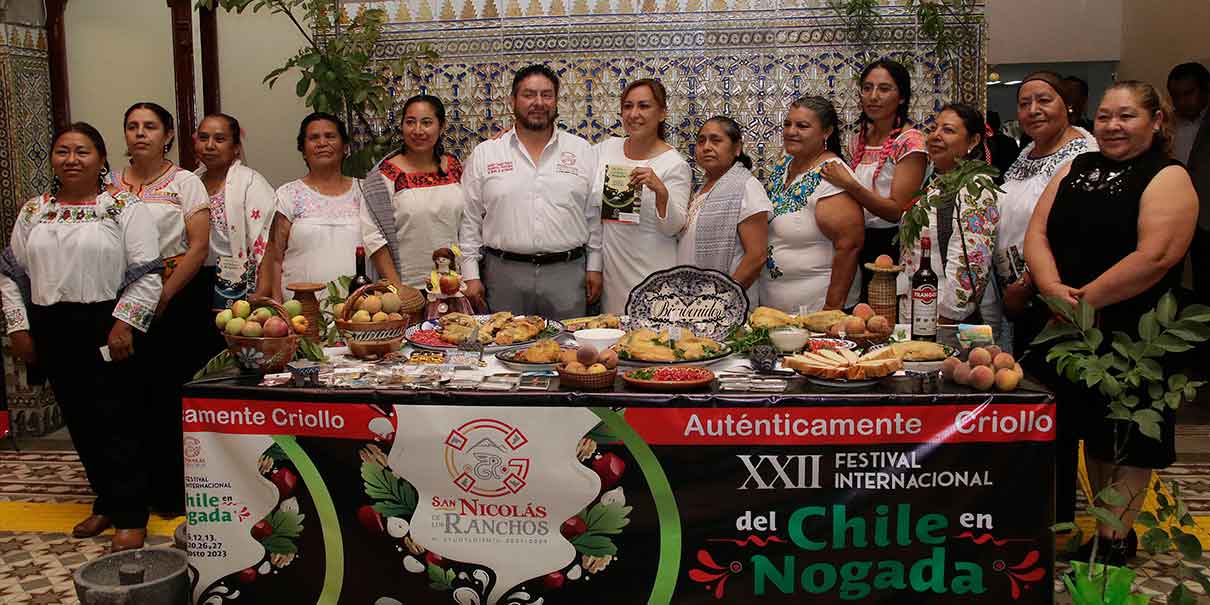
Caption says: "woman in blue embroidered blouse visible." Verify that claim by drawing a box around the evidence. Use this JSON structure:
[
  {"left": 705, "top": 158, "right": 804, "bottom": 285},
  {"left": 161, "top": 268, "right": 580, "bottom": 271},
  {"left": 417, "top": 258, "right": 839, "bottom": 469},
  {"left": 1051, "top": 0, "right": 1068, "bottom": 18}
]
[{"left": 759, "top": 96, "right": 865, "bottom": 312}]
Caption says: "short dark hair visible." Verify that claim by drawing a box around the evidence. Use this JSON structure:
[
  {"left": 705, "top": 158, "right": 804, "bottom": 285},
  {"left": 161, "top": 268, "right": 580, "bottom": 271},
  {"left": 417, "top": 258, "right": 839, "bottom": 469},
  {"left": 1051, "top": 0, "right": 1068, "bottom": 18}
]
[
  {"left": 201, "top": 113, "right": 241, "bottom": 145},
  {"left": 1168, "top": 62, "right": 1210, "bottom": 90},
  {"left": 511, "top": 64, "right": 559, "bottom": 97},
  {"left": 702, "top": 115, "right": 753, "bottom": 170},
  {"left": 939, "top": 102, "right": 986, "bottom": 161},
  {"left": 52, "top": 122, "right": 110, "bottom": 191},
  {"left": 296, "top": 112, "right": 349, "bottom": 153},
  {"left": 1062, "top": 75, "right": 1089, "bottom": 98},
  {"left": 124, "top": 101, "right": 176, "bottom": 152}
]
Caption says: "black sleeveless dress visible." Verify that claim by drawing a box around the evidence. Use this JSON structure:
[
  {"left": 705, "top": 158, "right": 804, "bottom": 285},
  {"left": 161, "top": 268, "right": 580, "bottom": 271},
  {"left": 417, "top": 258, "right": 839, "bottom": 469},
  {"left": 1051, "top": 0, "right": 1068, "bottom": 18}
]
[{"left": 1041, "top": 149, "right": 1183, "bottom": 468}]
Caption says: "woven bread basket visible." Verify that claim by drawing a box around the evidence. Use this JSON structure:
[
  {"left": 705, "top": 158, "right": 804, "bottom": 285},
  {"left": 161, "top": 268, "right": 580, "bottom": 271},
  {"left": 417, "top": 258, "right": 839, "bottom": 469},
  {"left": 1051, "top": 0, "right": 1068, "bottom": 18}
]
[
  {"left": 335, "top": 282, "right": 410, "bottom": 359},
  {"left": 557, "top": 365, "right": 617, "bottom": 390},
  {"left": 222, "top": 297, "right": 300, "bottom": 373}
]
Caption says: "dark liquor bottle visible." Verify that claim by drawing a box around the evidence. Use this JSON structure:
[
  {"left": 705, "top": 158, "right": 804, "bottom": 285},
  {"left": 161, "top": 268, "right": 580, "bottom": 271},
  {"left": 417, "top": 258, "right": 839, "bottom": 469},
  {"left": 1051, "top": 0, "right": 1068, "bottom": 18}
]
[
  {"left": 910, "top": 236, "right": 939, "bottom": 342},
  {"left": 351, "top": 246, "right": 372, "bottom": 291}
]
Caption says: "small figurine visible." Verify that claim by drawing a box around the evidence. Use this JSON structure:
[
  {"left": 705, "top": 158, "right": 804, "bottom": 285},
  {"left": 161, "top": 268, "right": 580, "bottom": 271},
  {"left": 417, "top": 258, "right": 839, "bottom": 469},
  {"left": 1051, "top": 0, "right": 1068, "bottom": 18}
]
[{"left": 424, "top": 246, "right": 474, "bottom": 320}]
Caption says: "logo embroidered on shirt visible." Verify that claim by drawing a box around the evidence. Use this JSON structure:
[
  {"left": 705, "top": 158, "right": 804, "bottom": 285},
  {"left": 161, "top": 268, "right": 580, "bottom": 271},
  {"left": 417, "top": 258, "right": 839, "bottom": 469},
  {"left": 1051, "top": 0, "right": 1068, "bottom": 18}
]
[
  {"left": 556, "top": 152, "right": 579, "bottom": 175},
  {"left": 487, "top": 161, "right": 514, "bottom": 175}
]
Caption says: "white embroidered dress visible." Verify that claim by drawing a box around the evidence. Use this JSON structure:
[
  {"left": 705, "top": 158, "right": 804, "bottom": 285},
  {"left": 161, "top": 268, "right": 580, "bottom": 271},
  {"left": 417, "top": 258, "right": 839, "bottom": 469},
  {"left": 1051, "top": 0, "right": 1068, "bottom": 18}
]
[
  {"left": 0, "top": 192, "right": 163, "bottom": 333},
  {"left": 275, "top": 179, "right": 367, "bottom": 294},
  {"left": 111, "top": 166, "right": 209, "bottom": 260}
]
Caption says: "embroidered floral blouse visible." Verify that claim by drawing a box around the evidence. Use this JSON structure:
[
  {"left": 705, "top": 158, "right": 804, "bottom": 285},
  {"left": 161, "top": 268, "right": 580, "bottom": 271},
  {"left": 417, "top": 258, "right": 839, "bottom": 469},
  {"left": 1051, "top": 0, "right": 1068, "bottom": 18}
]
[
  {"left": 0, "top": 192, "right": 163, "bottom": 333},
  {"left": 896, "top": 173, "right": 1000, "bottom": 321}
]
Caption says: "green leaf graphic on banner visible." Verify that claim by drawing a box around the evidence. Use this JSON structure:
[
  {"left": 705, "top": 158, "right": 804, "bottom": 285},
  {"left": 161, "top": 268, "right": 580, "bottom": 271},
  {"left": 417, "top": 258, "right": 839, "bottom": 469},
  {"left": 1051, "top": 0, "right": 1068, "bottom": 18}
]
[
  {"left": 427, "top": 563, "right": 453, "bottom": 591},
  {"left": 361, "top": 461, "right": 418, "bottom": 517},
  {"left": 584, "top": 502, "right": 632, "bottom": 535},
  {"left": 262, "top": 535, "right": 298, "bottom": 555},
  {"left": 572, "top": 533, "right": 618, "bottom": 556},
  {"left": 267, "top": 509, "right": 304, "bottom": 538},
  {"left": 263, "top": 443, "right": 289, "bottom": 462}
]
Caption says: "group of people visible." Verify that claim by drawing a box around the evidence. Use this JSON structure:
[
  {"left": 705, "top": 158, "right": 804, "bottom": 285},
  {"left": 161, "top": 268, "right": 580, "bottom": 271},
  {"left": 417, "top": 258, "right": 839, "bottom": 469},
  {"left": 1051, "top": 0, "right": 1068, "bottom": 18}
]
[{"left": 0, "top": 57, "right": 1205, "bottom": 559}]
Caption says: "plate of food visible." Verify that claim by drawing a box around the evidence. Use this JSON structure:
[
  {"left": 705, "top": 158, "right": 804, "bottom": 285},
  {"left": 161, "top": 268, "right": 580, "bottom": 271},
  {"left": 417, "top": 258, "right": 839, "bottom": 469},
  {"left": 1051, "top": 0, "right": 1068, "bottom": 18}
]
[
  {"left": 622, "top": 366, "right": 715, "bottom": 392},
  {"left": 562, "top": 313, "right": 624, "bottom": 331},
  {"left": 614, "top": 328, "right": 732, "bottom": 366},
  {"left": 783, "top": 345, "right": 902, "bottom": 382},
  {"left": 405, "top": 312, "right": 565, "bottom": 352},
  {"left": 495, "top": 339, "right": 580, "bottom": 371},
  {"left": 879, "top": 340, "right": 958, "bottom": 372}
]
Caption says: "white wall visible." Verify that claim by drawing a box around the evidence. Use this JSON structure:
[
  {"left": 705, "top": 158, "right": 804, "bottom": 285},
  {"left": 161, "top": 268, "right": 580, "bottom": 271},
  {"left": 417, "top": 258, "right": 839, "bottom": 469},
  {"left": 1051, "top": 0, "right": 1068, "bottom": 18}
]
[
  {"left": 1118, "top": 0, "right": 1210, "bottom": 90},
  {"left": 215, "top": 9, "right": 310, "bottom": 187},
  {"left": 987, "top": 0, "right": 1122, "bottom": 65},
  {"left": 65, "top": 0, "right": 181, "bottom": 167}
]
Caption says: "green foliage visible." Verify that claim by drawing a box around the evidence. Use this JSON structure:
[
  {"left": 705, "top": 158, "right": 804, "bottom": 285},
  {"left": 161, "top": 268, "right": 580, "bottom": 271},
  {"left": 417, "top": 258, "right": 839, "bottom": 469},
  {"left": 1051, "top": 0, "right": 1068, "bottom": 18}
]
[
  {"left": 361, "top": 461, "right": 418, "bottom": 518},
  {"left": 261, "top": 509, "right": 305, "bottom": 554},
  {"left": 898, "top": 160, "right": 1001, "bottom": 248},
  {"left": 725, "top": 324, "right": 771, "bottom": 354},
  {"left": 426, "top": 563, "right": 455, "bottom": 591},
  {"left": 1035, "top": 291, "right": 1210, "bottom": 603},
  {"left": 196, "top": 0, "right": 437, "bottom": 176},
  {"left": 828, "top": 0, "right": 984, "bottom": 63},
  {"left": 571, "top": 501, "right": 632, "bottom": 557},
  {"left": 193, "top": 349, "right": 236, "bottom": 380}
]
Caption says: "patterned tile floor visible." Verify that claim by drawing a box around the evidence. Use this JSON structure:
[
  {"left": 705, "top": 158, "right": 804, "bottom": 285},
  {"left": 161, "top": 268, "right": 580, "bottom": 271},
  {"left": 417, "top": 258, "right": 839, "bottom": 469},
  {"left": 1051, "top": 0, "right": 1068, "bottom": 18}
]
[{"left": 1, "top": 448, "right": 1208, "bottom": 603}]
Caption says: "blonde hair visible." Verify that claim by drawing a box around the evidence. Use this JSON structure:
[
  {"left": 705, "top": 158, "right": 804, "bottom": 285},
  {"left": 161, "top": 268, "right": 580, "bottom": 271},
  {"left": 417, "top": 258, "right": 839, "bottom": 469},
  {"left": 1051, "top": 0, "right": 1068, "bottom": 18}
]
[{"left": 1102, "top": 80, "right": 1175, "bottom": 157}]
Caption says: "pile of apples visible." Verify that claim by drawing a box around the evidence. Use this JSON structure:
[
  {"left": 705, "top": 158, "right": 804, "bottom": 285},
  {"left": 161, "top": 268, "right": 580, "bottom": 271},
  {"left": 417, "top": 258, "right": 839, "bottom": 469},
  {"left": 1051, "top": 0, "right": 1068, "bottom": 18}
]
[
  {"left": 215, "top": 299, "right": 309, "bottom": 338},
  {"left": 334, "top": 292, "right": 405, "bottom": 323},
  {"left": 941, "top": 345, "right": 1024, "bottom": 392}
]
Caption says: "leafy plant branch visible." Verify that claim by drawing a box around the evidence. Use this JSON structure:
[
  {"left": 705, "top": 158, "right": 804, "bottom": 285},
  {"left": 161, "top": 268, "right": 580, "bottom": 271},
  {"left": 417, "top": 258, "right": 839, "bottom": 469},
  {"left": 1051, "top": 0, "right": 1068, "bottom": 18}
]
[{"left": 898, "top": 159, "right": 1001, "bottom": 248}]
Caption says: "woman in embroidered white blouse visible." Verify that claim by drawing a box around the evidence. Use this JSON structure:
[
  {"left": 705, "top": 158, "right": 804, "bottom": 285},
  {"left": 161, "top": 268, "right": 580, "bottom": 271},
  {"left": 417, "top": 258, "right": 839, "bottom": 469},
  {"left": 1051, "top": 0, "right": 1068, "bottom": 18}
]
[{"left": 0, "top": 124, "right": 162, "bottom": 551}]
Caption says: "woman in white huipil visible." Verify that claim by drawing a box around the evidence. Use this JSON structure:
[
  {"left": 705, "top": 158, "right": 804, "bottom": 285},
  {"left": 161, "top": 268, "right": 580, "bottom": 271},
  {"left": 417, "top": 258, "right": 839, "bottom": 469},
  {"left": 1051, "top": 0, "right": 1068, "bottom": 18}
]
[
  {"left": 256, "top": 112, "right": 367, "bottom": 302},
  {"left": 760, "top": 95, "right": 864, "bottom": 313},
  {"left": 593, "top": 78, "right": 692, "bottom": 314},
  {"left": 1, "top": 124, "right": 162, "bottom": 552},
  {"left": 110, "top": 101, "right": 210, "bottom": 517}
]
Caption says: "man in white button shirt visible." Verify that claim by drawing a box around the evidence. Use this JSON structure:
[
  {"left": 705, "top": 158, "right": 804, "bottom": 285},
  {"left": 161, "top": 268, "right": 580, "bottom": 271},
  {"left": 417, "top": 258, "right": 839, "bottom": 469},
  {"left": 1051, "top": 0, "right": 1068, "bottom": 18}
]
[
  {"left": 459, "top": 65, "right": 602, "bottom": 318},
  {"left": 1168, "top": 62, "right": 1210, "bottom": 300}
]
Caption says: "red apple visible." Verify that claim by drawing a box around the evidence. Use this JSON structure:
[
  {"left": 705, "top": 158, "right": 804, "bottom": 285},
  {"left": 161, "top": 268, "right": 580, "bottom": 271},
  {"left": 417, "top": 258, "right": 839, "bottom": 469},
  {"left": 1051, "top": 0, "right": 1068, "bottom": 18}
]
[
  {"left": 270, "top": 468, "right": 297, "bottom": 499},
  {"left": 356, "top": 505, "right": 384, "bottom": 535},
  {"left": 425, "top": 551, "right": 444, "bottom": 567},
  {"left": 236, "top": 567, "right": 258, "bottom": 584},
  {"left": 263, "top": 316, "right": 290, "bottom": 338},
  {"left": 439, "top": 273, "right": 461, "bottom": 295},
  {"left": 560, "top": 516, "right": 587, "bottom": 540},
  {"left": 591, "top": 453, "right": 626, "bottom": 490},
  {"left": 542, "top": 571, "right": 566, "bottom": 591},
  {"left": 250, "top": 519, "right": 273, "bottom": 540}
]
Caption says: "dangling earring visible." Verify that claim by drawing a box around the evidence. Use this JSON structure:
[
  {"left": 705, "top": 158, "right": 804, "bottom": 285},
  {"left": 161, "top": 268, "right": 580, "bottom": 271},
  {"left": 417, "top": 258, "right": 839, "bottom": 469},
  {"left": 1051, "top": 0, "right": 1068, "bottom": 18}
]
[
  {"left": 163, "top": 144, "right": 170, "bottom": 154},
  {"left": 98, "top": 167, "right": 110, "bottom": 193},
  {"left": 50, "top": 175, "right": 62, "bottom": 196}
]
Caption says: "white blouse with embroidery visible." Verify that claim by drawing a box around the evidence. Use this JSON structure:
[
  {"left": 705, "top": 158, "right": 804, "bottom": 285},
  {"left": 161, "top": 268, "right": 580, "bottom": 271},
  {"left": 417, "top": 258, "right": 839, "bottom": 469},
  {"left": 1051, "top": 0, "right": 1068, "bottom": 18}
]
[
  {"left": 275, "top": 179, "right": 367, "bottom": 295},
  {"left": 0, "top": 192, "right": 163, "bottom": 333},
  {"left": 111, "top": 166, "right": 209, "bottom": 258}
]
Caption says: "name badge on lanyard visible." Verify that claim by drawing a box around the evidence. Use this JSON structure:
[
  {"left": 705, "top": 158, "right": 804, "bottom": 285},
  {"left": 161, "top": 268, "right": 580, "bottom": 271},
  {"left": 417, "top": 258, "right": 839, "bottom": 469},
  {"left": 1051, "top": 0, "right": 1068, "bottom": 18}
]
[{"left": 213, "top": 256, "right": 250, "bottom": 310}]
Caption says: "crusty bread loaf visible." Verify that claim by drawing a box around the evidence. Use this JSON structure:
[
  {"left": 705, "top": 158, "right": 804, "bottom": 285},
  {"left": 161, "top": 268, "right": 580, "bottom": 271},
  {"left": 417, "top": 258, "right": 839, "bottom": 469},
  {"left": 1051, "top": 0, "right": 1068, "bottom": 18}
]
[
  {"left": 890, "top": 341, "right": 947, "bottom": 361},
  {"left": 786, "top": 346, "right": 903, "bottom": 381}
]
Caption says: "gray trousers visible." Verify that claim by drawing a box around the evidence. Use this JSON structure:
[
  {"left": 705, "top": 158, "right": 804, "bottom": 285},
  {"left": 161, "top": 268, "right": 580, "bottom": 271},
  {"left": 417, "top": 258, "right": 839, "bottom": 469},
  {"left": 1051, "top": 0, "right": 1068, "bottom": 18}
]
[{"left": 482, "top": 253, "right": 587, "bottom": 318}]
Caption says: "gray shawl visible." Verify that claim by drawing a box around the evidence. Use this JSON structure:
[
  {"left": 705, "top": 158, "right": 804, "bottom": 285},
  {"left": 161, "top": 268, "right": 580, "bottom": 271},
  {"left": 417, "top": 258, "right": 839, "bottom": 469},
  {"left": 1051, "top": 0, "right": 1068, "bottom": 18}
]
[
  {"left": 360, "top": 155, "right": 402, "bottom": 278},
  {"left": 694, "top": 162, "right": 751, "bottom": 272}
]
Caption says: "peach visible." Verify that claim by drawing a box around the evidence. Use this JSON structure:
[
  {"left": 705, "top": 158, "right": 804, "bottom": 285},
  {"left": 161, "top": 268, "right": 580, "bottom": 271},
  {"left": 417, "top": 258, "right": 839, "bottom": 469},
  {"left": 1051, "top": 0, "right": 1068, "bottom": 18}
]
[
  {"left": 563, "top": 361, "right": 587, "bottom": 374},
  {"left": 995, "top": 367, "right": 1021, "bottom": 391},
  {"left": 874, "top": 254, "right": 894, "bottom": 268},
  {"left": 844, "top": 317, "right": 867, "bottom": 335},
  {"left": 576, "top": 345, "right": 599, "bottom": 366},
  {"left": 380, "top": 292, "right": 403, "bottom": 314},
  {"left": 598, "top": 349, "right": 619, "bottom": 369},
  {"left": 952, "top": 362, "right": 972, "bottom": 385},
  {"left": 560, "top": 349, "right": 579, "bottom": 366},
  {"left": 588, "top": 363, "right": 608, "bottom": 374},
  {"left": 827, "top": 322, "right": 844, "bottom": 338},
  {"left": 867, "top": 315, "right": 891, "bottom": 334},
  {"left": 941, "top": 357, "right": 962, "bottom": 380},
  {"left": 968, "top": 347, "right": 992, "bottom": 368},
  {"left": 970, "top": 365, "right": 996, "bottom": 390},
  {"left": 387, "top": 312, "right": 404, "bottom": 321},
  {"left": 853, "top": 303, "right": 875, "bottom": 321},
  {"left": 993, "top": 352, "right": 1016, "bottom": 371},
  {"left": 986, "top": 344, "right": 1003, "bottom": 358},
  {"left": 1013, "top": 363, "right": 1024, "bottom": 379}
]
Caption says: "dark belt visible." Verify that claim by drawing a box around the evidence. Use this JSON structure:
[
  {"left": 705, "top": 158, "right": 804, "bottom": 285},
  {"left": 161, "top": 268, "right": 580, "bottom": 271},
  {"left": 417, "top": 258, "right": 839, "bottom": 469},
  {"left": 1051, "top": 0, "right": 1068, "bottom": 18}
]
[{"left": 485, "top": 246, "right": 585, "bottom": 265}]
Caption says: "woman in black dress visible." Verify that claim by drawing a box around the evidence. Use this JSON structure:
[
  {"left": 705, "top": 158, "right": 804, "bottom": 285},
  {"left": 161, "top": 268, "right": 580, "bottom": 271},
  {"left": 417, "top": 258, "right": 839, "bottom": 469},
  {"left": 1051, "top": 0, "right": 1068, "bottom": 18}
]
[{"left": 1025, "top": 81, "right": 1198, "bottom": 564}]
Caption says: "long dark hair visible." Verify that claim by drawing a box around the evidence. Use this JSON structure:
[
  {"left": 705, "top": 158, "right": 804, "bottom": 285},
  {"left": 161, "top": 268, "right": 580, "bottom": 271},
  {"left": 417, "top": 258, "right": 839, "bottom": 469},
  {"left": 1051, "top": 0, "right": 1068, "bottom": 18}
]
[
  {"left": 52, "top": 122, "right": 110, "bottom": 194},
  {"left": 857, "top": 59, "right": 912, "bottom": 136},
  {"left": 124, "top": 101, "right": 177, "bottom": 153},
  {"left": 939, "top": 102, "right": 987, "bottom": 161},
  {"left": 788, "top": 95, "right": 844, "bottom": 160},
  {"left": 399, "top": 94, "right": 448, "bottom": 177},
  {"left": 703, "top": 116, "right": 753, "bottom": 170}
]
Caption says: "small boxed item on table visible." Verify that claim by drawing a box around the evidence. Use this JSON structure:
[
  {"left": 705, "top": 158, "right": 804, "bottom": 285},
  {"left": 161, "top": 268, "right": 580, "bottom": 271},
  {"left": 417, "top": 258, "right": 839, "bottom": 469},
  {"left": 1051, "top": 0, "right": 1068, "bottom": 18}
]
[{"left": 287, "top": 360, "right": 322, "bottom": 387}]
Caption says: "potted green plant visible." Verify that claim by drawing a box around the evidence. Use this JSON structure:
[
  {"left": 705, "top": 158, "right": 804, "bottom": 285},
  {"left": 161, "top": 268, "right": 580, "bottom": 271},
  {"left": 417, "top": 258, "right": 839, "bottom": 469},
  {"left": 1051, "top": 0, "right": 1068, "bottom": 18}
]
[
  {"left": 1033, "top": 292, "right": 1210, "bottom": 604},
  {"left": 196, "top": 0, "right": 437, "bottom": 176}
]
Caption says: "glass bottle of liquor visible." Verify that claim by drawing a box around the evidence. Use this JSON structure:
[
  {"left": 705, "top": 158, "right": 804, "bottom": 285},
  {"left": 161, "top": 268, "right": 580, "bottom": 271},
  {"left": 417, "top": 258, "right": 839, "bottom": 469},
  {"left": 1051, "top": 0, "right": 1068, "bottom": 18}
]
[
  {"left": 910, "top": 236, "right": 939, "bottom": 342},
  {"left": 351, "top": 245, "right": 372, "bottom": 291}
]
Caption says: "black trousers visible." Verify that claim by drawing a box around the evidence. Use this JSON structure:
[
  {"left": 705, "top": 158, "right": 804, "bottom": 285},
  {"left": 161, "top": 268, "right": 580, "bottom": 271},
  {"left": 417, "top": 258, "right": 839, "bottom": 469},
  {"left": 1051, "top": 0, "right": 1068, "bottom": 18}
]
[
  {"left": 144, "top": 271, "right": 222, "bottom": 513},
  {"left": 859, "top": 226, "right": 900, "bottom": 302},
  {"left": 30, "top": 301, "right": 149, "bottom": 529}
]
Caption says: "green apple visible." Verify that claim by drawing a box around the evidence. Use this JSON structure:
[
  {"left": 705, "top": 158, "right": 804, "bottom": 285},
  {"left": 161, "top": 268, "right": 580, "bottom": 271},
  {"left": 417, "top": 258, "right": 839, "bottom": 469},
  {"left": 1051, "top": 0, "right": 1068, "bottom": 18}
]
[
  {"left": 252, "top": 307, "right": 272, "bottom": 323},
  {"left": 225, "top": 316, "right": 246, "bottom": 336},
  {"left": 283, "top": 299, "right": 303, "bottom": 317},
  {"left": 214, "top": 309, "right": 233, "bottom": 330},
  {"left": 241, "top": 320, "right": 263, "bottom": 338},
  {"left": 232, "top": 300, "right": 252, "bottom": 319}
]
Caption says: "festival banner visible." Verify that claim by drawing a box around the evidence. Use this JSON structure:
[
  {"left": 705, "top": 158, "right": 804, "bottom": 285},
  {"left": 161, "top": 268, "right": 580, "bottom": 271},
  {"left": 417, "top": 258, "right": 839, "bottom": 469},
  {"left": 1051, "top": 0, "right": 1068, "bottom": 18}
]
[{"left": 183, "top": 397, "right": 1055, "bottom": 605}]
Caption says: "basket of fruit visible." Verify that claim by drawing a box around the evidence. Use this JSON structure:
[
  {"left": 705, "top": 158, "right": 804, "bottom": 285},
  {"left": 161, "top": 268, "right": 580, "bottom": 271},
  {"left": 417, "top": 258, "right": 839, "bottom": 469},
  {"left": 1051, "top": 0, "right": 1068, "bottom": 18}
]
[
  {"left": 214, "top": 298, "right": 304, "bottom": 373},
  {"left": 556, "top": 344, "right": 618, "bottom": 390},
  {"left": 822, "top": 303, "right": 893, "bottom": 348},
  {"left": 335, "top": 281, "right": 410, "bottom": 359}
]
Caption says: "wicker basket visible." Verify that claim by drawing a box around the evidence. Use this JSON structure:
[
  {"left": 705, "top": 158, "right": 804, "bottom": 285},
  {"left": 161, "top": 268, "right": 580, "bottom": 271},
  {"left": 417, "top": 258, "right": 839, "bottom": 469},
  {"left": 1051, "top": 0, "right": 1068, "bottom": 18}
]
[
  {"left": 335, "top": 282, "right": 411, "bottom": 359},
  {"left": 222, "top": 298, "right": 300, "bottom": 373},
  {"left": 557, "top": 365, "right": 617, "bottom": 390},
  {"left": 864, "top": 264, "right": 901, "bottom": 325}
]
